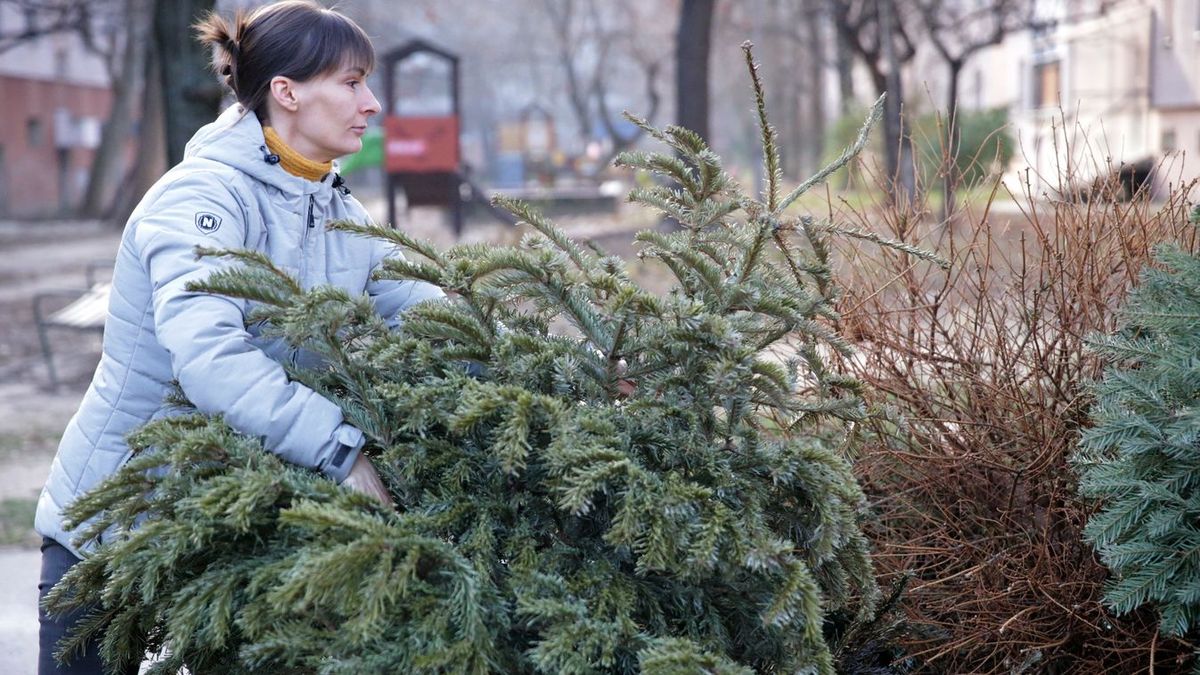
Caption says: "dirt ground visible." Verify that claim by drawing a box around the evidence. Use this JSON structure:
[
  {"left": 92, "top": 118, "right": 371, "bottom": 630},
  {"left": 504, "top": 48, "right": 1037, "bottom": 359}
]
[{"left": 0, "top": 220, "right": 118, "bottom": 508}]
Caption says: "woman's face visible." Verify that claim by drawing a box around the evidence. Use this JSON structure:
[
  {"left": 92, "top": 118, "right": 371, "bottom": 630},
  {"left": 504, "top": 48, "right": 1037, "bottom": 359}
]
[{"left": 286, "top": 63, "right": 380, "bottom": 162}]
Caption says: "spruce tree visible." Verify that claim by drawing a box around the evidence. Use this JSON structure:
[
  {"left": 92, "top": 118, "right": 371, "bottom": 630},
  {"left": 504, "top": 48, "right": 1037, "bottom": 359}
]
[
  {"left": 46, "top": 45, "right": 927, "bottom": 674},
  {"left": 1075, "top": 224, "right": 1200, "bottom": 659}
]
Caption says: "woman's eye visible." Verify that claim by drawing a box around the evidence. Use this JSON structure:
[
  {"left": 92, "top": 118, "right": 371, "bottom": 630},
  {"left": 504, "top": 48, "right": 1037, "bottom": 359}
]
[{"left": 347, "top": 80, "right": 359, "bottom": 88}]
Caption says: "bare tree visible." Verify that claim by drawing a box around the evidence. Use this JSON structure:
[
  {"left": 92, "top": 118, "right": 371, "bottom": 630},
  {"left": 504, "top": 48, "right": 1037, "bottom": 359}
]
[
  {"left": 0, "top": 0, "right": 119, "bottom": 54},
  {"left": 543, "top": 0, "right": 599, "bottom": 152},
  {"left": 108, "top": 5, "right": 164, "bottom": 225},
  {"left": 594, "top": 0, "right": 666, "bottom": 166},
  {"left": 542, "top": 0, "right": 667, "bottom": 172},
  {"left": 916, "top": 0, "right": 1034, "bottom": 222},
  {"left": 829, "top": 0, "right": 854, "bottom": 115},
  {"left": 830, "top": 0, "right": 919, "bottom": 208},
  {"left": 80, "top": 0, "right": 152, "bottom": 217},
  {"left": 749, "top": 0, "right": 830, "bottom": 176}
]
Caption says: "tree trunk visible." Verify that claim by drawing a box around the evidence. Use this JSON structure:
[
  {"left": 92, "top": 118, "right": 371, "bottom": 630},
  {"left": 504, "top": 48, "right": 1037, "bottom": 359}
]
[
  {"left": 155, "top": 0, "right": 221, "bottom": 166},
  {"left": 787, "top": 36, "right": 805, "bottom": 177},
  {"left": 879, "top": 0, "right": 914, "bottom": 210},
  {"left": 110, "top": 30, "right": 166, "bottom": 225},
  {"left": 942, "top": 59, "right": 962, "bottom": 225},
  {"left": 81, "top": 0, "right": 149, "bottom": 218},
  {"left": 545, "top": 0, "right": 594, "bottom": 150},
  {"left": 829, "top": 0, "right": 854, "bottom": 116},
  {"left": 803, "top": 0, "right": 826, "bottom": 174},
  {"left": 675, "top": 0, "right": 716, "bottom": 142}
]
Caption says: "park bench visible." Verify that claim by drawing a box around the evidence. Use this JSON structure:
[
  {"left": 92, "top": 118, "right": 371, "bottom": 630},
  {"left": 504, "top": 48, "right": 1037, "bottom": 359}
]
[{"left": 33, "top": 261, "right": 113, "bottom": 389}]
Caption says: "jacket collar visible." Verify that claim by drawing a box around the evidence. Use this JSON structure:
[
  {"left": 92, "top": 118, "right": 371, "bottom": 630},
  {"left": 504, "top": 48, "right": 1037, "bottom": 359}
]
[{"left": 183, "top": 104, "right": 342, "bottom": 199}]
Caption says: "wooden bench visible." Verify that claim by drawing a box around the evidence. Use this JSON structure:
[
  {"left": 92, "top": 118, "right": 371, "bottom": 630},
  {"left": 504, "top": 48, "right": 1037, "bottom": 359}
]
[{"left": 33, "top": 261, "right": 113, "bottom": 388}]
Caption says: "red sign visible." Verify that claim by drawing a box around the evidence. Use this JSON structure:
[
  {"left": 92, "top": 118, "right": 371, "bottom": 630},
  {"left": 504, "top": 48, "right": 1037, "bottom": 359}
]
[{"left": 384, "top": 115, "right": 459, "bottom": 173}]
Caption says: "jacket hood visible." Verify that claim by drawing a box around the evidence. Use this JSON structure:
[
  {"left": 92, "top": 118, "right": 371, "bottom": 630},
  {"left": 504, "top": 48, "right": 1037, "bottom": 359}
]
[{"left": 183, "top": 104, "right": 341, "bottom": 198}]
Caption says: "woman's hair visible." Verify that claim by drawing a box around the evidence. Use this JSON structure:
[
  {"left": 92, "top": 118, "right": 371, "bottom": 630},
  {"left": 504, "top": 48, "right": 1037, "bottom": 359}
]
[{"left": 195, "top": 1, "right": 375, "bottom": 120}]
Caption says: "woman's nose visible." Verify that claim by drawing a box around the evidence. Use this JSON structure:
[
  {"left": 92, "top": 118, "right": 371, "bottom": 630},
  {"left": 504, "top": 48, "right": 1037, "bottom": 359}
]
[{"left": 361, "top": 85, "right": 381, "bottom": 117}]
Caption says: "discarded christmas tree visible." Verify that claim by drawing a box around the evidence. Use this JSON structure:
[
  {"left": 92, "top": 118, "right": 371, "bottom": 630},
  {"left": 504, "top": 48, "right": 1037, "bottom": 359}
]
[
  {"left": 1075, "top": 222, "right": 1200, "bottom": 650},
  {"left": 48, "top": 45, "right": 927, "bottom": 674}
]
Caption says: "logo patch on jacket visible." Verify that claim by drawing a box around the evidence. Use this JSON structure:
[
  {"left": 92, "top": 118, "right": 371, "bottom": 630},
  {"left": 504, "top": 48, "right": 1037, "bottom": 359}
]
[{"left": 195, "top": 212, "right": 222, "bottom": 234}]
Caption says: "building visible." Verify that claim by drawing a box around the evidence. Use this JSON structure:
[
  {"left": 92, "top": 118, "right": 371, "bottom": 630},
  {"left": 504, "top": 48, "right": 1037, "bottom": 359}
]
[
  {"left": 0, "top": 4, "right": 114, "bottom": 218},
  {"left": 935, "top": 0, "right": 1200, "bottom": 198},
  {"left": 1151, "top": 0, "right": 1200, "bottom": 192}
]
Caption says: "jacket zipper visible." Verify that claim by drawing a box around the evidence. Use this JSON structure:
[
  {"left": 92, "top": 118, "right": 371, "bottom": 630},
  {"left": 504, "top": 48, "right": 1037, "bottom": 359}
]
[
  {"left": 302, "top": 194, "right": 315, "bottom": 276},
  {"left": 294, "top": 194, "right": 316, "bottom": 369}
]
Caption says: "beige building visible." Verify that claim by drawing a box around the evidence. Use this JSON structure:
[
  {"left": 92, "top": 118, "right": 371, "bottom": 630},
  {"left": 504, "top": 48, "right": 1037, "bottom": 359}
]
[
  {"left": 913, "top": 0, "right": 1199, "bottom": 198},
  {"left": 1152, "top": 0, "right": 1200, "bottom": 192}
]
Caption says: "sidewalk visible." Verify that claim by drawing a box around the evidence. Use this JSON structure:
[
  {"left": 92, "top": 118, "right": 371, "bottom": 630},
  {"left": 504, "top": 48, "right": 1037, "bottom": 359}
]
[{"left": 0, "top": 547, "right": 40, "bottom": 675}]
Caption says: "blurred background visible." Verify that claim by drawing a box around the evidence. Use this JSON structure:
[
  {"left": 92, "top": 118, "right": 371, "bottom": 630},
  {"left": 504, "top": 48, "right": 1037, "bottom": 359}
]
[
  {"left": 2, "top": 0, "right": 1197, "bottom": 227},
  {"left": 2, "top": 1, "right": 1200, "bottom": 672}
]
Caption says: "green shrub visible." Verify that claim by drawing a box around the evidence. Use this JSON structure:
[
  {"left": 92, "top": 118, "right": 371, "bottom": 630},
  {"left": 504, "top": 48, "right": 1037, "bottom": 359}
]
[
  {"left": 821, "top": 106, "right": 1013, "bottom": 196},
  {"left": 910, "top": 107, "right": 1014, "bottom": 189},
  {"left": 1076, "top": 239, "right": 1200, "bottom": 640}
]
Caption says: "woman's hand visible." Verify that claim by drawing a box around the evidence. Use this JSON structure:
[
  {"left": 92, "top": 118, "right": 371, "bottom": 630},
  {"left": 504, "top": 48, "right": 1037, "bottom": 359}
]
[{"left": 342, "top": 453, "right": 395, "bottom": 508}]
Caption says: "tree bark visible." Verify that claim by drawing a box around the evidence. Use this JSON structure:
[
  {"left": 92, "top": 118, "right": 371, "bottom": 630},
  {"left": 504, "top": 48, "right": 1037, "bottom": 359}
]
[
  {"left": 879, "top": 0, "right": 914, "bottom": 209},
  {"left": 80, "top": 0, "right": 148, "bottom": 218},
  {"left": 155, "top": 0, "right": 221, "bottom": 166},
  {"left": 803, "top": 0, "right": 826, "bottom": 174},
  {"left": 110, "top": 27, "right": 166, "bottom": 225},
  {"left": 830, "top": 0, "right": 854, "bottom": 116},
  {"left": 675, "top": 0, "right": 716, "bottom": 142}
]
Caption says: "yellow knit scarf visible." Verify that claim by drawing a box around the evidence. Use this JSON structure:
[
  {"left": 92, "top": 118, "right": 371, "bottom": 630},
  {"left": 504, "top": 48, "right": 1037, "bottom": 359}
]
[{"left": 262, "top": 126, "right": 333, "bottom": 182}]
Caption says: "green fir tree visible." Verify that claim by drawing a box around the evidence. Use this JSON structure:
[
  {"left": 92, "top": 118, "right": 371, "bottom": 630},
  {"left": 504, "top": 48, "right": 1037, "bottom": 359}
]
[
  {"left": 1075, "top": 227, "right": 1200, "bottom": 666},
  {"left": 46, "top": 45, "right": 930, "bottom": 674}
]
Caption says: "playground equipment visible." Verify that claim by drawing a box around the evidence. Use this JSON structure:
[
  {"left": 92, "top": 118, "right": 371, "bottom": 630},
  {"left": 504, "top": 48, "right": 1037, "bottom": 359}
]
[{"left": 381, "top": 39, "right": 516, "bottom": 234}]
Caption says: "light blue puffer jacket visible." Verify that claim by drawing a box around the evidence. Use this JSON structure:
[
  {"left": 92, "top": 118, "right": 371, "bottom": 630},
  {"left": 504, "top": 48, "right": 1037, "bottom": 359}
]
[{"left": 36, "top": 105, "right": 443, "bottom": 557}]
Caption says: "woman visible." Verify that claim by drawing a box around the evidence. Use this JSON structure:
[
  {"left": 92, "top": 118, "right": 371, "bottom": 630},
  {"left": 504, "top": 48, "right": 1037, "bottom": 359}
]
[{"left": 35, "top": 2, "right": 441, "bottom": 672}]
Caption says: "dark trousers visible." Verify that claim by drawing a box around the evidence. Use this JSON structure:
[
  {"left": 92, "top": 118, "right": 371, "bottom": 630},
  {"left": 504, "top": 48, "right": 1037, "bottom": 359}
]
[{"left": 38, "top": 537, "right": 136, "bottom": 675}]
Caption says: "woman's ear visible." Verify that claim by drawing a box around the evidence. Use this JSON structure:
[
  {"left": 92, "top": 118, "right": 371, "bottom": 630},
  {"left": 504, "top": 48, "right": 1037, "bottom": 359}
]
[{"left": 269, "top": 76, "right": 300, "bottom": 112}]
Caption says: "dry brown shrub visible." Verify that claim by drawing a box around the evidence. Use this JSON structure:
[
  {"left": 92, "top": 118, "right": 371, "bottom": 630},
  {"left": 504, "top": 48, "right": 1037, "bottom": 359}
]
[{"left": 826, "top": 153, "right": 1199, "bottom": 673}]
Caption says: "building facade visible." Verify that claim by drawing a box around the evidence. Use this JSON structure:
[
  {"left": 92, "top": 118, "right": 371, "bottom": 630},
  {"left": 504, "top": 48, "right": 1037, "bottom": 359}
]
[
  {"left": 944, "top": 0, "right": 1200, "bottom": 197},
  {"left": 0, "top": 4, "right": 114, "bottom": 218},
  {"left": 1151, "top": 0, "right": 1200, "bottom": 191}
]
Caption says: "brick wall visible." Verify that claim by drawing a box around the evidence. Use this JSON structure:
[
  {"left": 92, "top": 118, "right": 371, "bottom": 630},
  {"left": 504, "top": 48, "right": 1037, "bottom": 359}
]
[{"left": 0, "top": 76, "right": 113, "bottom": 218}]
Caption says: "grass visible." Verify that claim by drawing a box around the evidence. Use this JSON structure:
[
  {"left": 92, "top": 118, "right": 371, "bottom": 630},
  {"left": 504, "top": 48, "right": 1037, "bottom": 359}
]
[
  {"left": 783, "top": 182, "right": 1014, "bottom": 217},
  {"left": 0, "top": 497, "right": 39, "bottom": 548},
  {"left": 0, "top": 429, "right": 61, "bottom": 462}
]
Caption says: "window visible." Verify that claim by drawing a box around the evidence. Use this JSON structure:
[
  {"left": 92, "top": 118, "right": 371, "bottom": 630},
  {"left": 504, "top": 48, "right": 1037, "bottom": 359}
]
[
  {"left": 54, "top": 48, "right": 68, "bottom": 79},
  {"left": 26, "top": 117, "right": 43, "bottom": 148},
  {"left": 1033, "top": 61, "right": 1061, "bottom": 108},
  {"left": 1163, "top": 129, "right": 1177, "bottom": 152}
]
